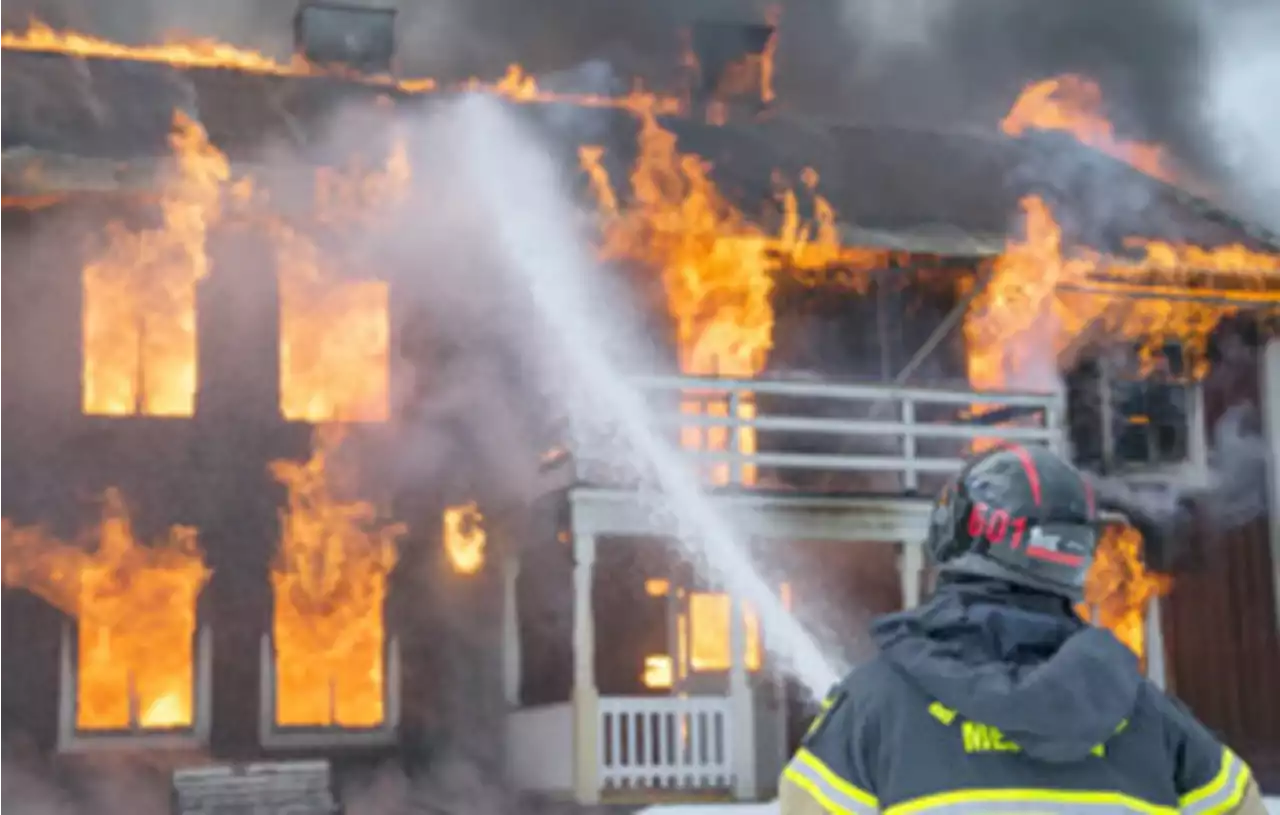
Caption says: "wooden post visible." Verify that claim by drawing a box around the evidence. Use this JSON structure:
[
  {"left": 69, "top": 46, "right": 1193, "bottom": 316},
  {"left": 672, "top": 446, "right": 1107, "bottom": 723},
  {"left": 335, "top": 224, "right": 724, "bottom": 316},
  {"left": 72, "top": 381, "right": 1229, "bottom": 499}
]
[
  {"left": 899, "top": 542, "right": 924, "bottom": 609},
  {"left": 1262, "top": 340, "right": 1280, "bottom": 631},
  {"left": 501, "top": 553, "right": 522, "bottom": 707},
  {"left": 1144, "top": 597, "right": 1168, "bottom": 690},
  {"left": 728, "top": 590, "right": 757, "bottom": 800},
  {"left": 571, "top": 531, "right": 600, "bottom": 804}
]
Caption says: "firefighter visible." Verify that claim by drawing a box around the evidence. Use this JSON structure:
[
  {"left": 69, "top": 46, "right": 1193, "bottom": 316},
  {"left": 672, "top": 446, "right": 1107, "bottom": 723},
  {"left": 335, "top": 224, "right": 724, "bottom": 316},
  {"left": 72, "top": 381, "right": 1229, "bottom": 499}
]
[{"left": 780, "top": 444, "right": 1266, "bottom": 815}]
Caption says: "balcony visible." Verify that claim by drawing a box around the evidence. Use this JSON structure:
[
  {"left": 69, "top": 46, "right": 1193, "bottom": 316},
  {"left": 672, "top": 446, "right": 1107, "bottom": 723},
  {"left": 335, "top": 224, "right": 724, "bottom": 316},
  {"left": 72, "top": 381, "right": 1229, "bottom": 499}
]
[{"left": 559, "top": 374, "right": 1067, "bottom": 549}]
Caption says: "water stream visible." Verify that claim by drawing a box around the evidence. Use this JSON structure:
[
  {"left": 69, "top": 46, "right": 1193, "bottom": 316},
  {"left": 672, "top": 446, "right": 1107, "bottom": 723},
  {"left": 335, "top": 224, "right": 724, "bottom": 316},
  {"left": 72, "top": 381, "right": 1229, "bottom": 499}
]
[{"left": 448, "top": 95, "right": 842, "bottom": 697}]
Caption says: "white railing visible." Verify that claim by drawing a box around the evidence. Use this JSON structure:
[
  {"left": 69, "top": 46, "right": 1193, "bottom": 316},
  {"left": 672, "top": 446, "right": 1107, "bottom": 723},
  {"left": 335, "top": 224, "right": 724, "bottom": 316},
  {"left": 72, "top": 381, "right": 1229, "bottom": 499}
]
[
  {"left": 598, "top": 695, "right": 733, "bottom": 791},
  {"left": 572, "top": 375, "right": 1065, "bottom": 493}
]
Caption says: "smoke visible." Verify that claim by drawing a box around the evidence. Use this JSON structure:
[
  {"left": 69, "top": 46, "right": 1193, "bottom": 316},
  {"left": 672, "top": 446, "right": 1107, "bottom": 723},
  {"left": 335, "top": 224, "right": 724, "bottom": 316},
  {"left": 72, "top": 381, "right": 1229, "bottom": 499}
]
[
  {"left": 1197, "top": 0, "right": 1280, "bottom": 231},
  {"left": 1090, "top": 402, "right": 1271, "bottom": 568},
  {"left": 834, "top": 0, "right": 957, "bottom": 70}
]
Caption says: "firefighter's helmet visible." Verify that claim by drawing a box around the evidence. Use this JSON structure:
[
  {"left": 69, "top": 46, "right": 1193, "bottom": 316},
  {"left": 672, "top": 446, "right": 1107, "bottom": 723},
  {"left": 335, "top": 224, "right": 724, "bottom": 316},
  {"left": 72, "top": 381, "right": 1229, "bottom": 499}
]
[{"left": 926, "top": 444, "right": 1099, "bottom": 599}]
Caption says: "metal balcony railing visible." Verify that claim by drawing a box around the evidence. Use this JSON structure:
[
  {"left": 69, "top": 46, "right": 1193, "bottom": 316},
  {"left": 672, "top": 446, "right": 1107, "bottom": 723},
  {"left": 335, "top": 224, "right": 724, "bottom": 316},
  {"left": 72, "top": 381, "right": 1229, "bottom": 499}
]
[{"left": 569, "top": 375, "right": 1067, "bottom": 496}]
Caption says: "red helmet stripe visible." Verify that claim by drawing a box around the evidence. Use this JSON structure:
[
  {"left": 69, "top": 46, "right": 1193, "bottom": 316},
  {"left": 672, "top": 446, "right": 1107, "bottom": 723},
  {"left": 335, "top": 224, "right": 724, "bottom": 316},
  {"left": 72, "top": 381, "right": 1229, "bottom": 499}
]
[
  {"left": 1026, "top": 544, "right": 1085, "bottom": 567},
  {"left": 1004, "top": 444, "right": 1043, "bottom": 506}
]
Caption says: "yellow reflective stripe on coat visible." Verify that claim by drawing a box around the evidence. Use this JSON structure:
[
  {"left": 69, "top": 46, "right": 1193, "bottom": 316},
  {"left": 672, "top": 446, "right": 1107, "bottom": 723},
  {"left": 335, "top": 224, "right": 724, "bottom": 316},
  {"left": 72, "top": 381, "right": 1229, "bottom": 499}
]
[
  {"left": 883, "top": 788, "right": 1178, "bottom": 815},
  {"left": 783, "top": 747, "right": 881, "bottom": 815},
  {"left": 1180, "top": 748, "right": 1253, "bottom": 815}
]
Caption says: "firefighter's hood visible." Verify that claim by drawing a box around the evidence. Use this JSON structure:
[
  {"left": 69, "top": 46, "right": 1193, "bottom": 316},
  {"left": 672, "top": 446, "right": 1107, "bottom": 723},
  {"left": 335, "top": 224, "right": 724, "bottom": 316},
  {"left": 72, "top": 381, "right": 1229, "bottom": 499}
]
[{"left": 871, "top": 577, "right": 1142, "bottom": 763}]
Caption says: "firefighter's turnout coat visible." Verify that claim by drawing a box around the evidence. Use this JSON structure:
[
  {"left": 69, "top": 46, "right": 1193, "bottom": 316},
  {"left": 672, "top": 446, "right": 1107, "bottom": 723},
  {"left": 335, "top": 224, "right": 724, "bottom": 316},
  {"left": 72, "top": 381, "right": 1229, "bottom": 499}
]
[{"left": 780, "top": 578, "right": 1265, "bottom": 815}]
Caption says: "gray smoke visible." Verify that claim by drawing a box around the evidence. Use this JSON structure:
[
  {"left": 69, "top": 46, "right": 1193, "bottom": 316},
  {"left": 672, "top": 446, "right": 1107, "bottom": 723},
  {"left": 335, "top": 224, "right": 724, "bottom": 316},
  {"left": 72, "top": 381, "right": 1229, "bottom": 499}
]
[
  {"left": 1090, "top": 402, "right": 1271, "bottom": 566},
  {"left": 1197, "top": 0, "right": 1280, "bottom": 231}
]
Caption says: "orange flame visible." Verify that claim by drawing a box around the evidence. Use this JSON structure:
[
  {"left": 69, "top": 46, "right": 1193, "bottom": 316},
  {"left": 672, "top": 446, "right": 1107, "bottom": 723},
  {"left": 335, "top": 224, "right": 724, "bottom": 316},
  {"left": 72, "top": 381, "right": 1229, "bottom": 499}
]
[
  {"left": 582, "top": 109, "right": 885, "bottom": 483},
  {"left": 275, "top": 143, "right": 407, "bottom": 423},
  {"left": 981, "top": 78, "right": 1280, "bottom": 657},
  {"left": 82, "top": 110, "right": 228, "bottom": 416},
  {"left": 1083, "top": 526, "right": 1172, "bottom": 659},
  {"left": 1, "top": 490, "right": 210, "bottom": 730},
  {"left": 0, "top": 20, "right": 682, "bottom": 114},
  {"left": 966, "top": 196, "right": 1278, "bottom": 656},
  {"left": 269, "top": 426, "right": 404, "bottom": 728},
  {"left": 1002, "top": 75, "right": 1177, "bottom": 184},
  {"left": 1, "top": 19, "right": 307, "bottom": 74},
  {"left": 442, "top": 503, "right": 486, "bottom": 575},
  {"left": 965, "top": 195, "right": 1280, "bottom": 393}
]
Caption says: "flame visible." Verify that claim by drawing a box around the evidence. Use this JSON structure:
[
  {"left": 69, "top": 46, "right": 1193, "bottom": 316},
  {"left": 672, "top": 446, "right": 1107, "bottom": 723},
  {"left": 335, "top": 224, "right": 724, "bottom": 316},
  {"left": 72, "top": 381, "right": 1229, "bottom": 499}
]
[
  {"left": 687, "top": 592, "right": 762, "bottom": 672},
  {"left": 82, "top": 111, "right": 228, "bottom": 416},
  {"left": 642, "top": 655, "right": 674, "bottom": 689},
  {"left": 640, "top": 579, "right": 764, "bottom": 688},
  {"left": 442, "top": 503, "right": 486, "bottom": 576},
  {"left": 1, "top": 19, "right": 307, "bottom": 74},
  {"left": 965, "top": 195, "right": 1280, "bottom": 393},
  {"left": 582, "top": 110, "right": 886, "bottom": 484},
  {"left": 275, "top": 142, "right": 408, "bottom": 423},
  {"left": 269, "top": 426, "right": 404, "bottom": 728},
  {"left": 1002, "top": 75, "right": 1177, "bottom": 184},
  {"left": 967, "top": 202, "right": 1276, "bottom": 654},
  {"left": 1083, "top": 526, "right": 1172, "bottom": 659},
  {"left": 1, "top": 20, "right": 681, "bottom": 114},
  {"left": 1, "top": 490, "right": 210, "bottom": 730}
]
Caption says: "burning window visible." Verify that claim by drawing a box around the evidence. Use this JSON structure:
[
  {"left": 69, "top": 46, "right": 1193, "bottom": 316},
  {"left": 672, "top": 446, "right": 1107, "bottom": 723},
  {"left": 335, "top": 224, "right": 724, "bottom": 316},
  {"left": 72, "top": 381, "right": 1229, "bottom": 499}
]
[
  {"left": 274, "top": 144, "right": 407, "bottom": 424},
  {"left": 442, "top": 503, "right": 486, "bottom": 575},
  {"left": 268, "top": 426, "right": 404, "bottom": 729},
  {"left": 641, "top": 583, "right": 767, "bottom": 689},
  {"left": 1, "top": 489, "right": 210, "bottom": 732},
  {"left": 278, "top": 267, "right": 392, "bottom": 423},
  {"left": 687, "top": 592, "right": 762, "bottom": 673},
  {"left": 81, "top": 112, "right": 228, "bottom": 416}
]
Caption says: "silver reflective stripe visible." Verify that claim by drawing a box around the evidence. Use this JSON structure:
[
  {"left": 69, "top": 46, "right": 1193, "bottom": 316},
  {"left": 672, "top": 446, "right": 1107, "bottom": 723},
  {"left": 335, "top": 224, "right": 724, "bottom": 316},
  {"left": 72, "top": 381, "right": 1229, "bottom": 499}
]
[
  {"left": 784, "top": 748, "right": 880, "bottom": 815},
  {"left": 884, "top": 791, "right": 1177, "bottom": 815},
  {"left": 1181, "top": 749, "right": 1252, "bottom": 815}
]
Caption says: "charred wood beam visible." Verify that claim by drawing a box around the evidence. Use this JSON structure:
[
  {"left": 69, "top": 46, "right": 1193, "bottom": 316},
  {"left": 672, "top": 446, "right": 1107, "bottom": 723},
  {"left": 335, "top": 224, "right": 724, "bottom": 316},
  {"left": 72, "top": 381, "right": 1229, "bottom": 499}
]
[{"left": 1057, "top": 281, "right": 1280, "bottom": 310}]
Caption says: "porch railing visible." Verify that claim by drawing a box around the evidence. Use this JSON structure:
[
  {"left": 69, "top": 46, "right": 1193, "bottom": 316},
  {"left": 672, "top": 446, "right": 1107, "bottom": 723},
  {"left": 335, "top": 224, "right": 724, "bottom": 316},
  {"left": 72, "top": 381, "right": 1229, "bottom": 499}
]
[{"left": 597, "top": 695, "right": 733, "bottom": 791}]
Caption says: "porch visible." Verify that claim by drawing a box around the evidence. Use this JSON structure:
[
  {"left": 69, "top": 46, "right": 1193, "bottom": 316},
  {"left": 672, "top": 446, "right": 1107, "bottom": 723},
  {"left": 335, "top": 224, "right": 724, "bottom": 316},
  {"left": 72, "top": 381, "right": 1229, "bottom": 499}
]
[{"left": 504, "top": 375, "right": 1081, "bottom": 803}]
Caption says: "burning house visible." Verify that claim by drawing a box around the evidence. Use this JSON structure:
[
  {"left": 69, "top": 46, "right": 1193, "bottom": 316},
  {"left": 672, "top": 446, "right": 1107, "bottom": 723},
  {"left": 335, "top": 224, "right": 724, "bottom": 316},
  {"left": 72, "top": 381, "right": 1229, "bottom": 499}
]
[{"left": 2, "top": 4, "right": 1278, "bottom": 811}]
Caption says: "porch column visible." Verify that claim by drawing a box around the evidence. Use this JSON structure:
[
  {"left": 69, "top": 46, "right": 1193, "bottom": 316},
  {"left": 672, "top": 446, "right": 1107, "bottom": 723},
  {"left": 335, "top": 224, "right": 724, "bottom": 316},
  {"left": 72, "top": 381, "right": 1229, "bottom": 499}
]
[
  {"left": 1263, "top": 340, "right": 1280, "bottom": 630},
  {"left": 1144, "top": 596, "right": 1167, "bottom": 690},
  {"left": 571, "top": 530, "right": 600, "bottom": 804},
  {"left": 899, "top": 541, "right": 925, "bottom": 609},
  {"left": 501, "top": 552, "right": 521, "bottom": 707},
  {"left": 728, "top": 590, "right": 757, "bottom": 800}
]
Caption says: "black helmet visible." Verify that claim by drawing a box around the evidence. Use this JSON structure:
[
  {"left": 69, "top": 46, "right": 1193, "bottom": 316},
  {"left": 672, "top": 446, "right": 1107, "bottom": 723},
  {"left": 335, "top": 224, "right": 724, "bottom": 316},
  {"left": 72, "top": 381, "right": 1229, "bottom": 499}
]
[{"left": 926, "top": 444, "right": 1099, "bottom": 599}]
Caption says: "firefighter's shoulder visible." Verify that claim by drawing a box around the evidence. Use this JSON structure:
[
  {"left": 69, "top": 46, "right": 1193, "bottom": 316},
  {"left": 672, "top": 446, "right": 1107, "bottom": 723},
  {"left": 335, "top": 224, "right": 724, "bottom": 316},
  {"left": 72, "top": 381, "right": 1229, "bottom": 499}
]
[
  {"left": 1145, "top": 682, "right": 1265, "bottom": 815},
  {"left": 780, "top": 659, "right": 901, "bottom": 815}
]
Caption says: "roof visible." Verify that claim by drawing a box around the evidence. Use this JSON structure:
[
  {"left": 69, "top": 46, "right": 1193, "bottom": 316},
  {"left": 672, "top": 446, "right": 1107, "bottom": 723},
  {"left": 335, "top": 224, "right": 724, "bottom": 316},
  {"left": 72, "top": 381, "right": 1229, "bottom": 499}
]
[{"left": 3, "top": 49, "right": 1278, "bottom": 257}]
